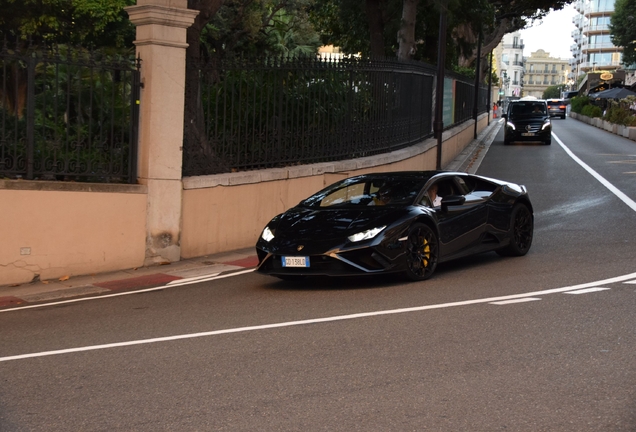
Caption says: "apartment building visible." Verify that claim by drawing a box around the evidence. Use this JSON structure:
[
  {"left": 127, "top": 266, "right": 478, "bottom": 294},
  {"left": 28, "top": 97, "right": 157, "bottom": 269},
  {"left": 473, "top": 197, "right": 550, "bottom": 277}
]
[
  {"left": 496, "top": 31, "right": 525, "bottom": 99},
  {"left": 523, "top": 50, "right": 571, "bottom": 98},
  {"left": 570, "top": 0, "right": 622, "bottom": 81}
]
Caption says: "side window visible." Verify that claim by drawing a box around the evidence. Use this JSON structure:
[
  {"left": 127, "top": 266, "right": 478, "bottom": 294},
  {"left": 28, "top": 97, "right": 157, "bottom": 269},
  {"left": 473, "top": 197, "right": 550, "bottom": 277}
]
[
  {"left": 420, "top": 181, "right": 451, "bottom": 208},
  {"left": 453, "top": 176, "right": 471, "bottom": 195},
  {"left": 468, "top": 178, "right": 498, "bottom": 199}
]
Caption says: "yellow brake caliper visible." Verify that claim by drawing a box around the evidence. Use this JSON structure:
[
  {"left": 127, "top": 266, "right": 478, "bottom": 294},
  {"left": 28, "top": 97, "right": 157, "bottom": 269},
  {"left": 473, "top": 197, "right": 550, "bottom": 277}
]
[{"left": 422, "top": 237, "right": 430, "bottom": 268}]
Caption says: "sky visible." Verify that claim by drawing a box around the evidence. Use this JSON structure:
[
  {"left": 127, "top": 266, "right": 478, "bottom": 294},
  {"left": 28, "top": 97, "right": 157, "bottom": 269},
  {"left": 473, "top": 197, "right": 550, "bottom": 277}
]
[{"left": 518, "top": 4, "right": 577, "bottom": 60}]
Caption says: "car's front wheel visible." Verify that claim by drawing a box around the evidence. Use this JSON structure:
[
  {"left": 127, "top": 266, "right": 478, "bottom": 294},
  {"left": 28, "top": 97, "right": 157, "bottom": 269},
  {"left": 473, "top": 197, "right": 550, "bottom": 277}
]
[
  {"left": 403, "top": 223, "right": 438, "bottom": 281},
  {"left": 497, "top": 203, "right": 533, "bottom": 257}
]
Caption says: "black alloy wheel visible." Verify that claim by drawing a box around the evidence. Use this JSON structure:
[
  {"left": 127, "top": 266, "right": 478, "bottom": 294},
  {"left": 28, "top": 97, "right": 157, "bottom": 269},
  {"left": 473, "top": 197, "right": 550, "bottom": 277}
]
[
  {"left": 497, "top": 203, "right": 533, "bottom": 256},
  {"left": 404, "top": 223, "right": 438, "bottom": 281}
]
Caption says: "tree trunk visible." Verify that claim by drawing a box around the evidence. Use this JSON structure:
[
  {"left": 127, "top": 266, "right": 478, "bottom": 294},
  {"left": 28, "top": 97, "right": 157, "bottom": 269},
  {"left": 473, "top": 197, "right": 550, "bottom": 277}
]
[{"left": 397, "top": 0, "right": 419, "bottom": 61}]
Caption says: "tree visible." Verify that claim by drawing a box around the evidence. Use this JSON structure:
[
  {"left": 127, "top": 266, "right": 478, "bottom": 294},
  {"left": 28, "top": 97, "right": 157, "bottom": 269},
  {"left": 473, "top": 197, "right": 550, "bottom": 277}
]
[
  {"left": 543, "top": 85, "right": 561, "bottom": 99},
  {"left": 609, "top": 0, "right": 636, "bottom": 67},
  {"left": 0, "top": 0, "right": 135, "bottom": 118},
  {"left": 311, "top": 0, "right": 574, "bottom": 78},
  {"left": 184, "top": 0, "right": 321, "bottom": 171},
  {"left": 0, "top": 0, "right": 135, "bottom": 47}
]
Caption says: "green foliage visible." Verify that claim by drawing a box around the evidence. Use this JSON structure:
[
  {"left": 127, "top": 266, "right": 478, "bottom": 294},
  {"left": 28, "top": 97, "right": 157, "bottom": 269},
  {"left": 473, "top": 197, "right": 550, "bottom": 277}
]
[
  {"left": 202, "top": 0, "right": 321, "bottom": 61},
  {"left": 603, "top": 98, "right": 636, "bottom": 126},
  {"left": 570, "top": 95, "right": 590, "bottom": 113},
  {"left": 581, "top": 104, "right": 603, "bottom": 118},
  {"left": 610, "top": 0, "right": 636, "bottom": 66},
  {"left": 542, "top": 85, "right": 561, "bottom": 99},
  {"left": 0, "top": 47, "right": 137, "bottom": 182},
  {"left": 0, "top": 0, "right": 135, "bottom": 49},
  {"left": 572, "top": 95, "right": 636, "bottom": 125}
]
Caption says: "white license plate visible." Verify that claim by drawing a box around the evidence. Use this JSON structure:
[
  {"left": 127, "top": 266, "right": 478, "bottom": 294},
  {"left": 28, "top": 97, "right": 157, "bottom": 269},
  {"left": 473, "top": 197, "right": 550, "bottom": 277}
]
[
  {"left": 521, "top": 132, "right": 535, "bottom": 136},
  {"left": 282, "top": 256, "right": 310, "bottom": 267}
]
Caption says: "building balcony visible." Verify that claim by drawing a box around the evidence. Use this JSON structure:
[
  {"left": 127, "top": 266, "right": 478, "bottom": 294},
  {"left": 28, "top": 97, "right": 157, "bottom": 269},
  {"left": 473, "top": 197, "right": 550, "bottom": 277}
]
[
  {"left": 586, "top": 42, "right": 620, "bottom": 51},
  {"left": 584, "top": 3, "right": 614, "bottom": 14},
  {"left": 503, "top": 44, "right": 525, "bottom": 50},
  {"left": 587, "top": 24, "right": 609, "bottom": 32}
]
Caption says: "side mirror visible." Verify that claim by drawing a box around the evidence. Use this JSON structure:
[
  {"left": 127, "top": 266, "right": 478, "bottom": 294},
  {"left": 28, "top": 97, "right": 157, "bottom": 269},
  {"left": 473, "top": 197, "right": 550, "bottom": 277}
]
[
  {"left": 441, "top": 195, "right": 465, "bottom": 212},
  {"left": 501, "top": 113, "right": 507, "bottom": 120}
]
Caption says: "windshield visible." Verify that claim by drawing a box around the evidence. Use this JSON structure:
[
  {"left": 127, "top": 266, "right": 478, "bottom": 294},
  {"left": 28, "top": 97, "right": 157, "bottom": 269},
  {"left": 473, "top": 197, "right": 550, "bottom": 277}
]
[
  {"left": 509, "top": 102, "right": 547, "bottom": 117},
  {"left": 301, "top": 175, "right": 429, "bottom": 208}
]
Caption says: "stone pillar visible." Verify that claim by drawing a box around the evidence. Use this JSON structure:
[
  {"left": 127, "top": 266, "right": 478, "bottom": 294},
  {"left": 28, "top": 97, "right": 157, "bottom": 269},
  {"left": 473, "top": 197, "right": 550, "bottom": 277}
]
[{"left": 126, "top": 0, "right": 198, "bottom": 265}]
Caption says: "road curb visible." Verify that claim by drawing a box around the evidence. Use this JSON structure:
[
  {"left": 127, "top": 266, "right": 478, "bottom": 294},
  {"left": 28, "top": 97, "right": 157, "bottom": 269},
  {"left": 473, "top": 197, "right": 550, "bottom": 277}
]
[{"left": 0, "top": 253, "right": 260, "bottom": 309}]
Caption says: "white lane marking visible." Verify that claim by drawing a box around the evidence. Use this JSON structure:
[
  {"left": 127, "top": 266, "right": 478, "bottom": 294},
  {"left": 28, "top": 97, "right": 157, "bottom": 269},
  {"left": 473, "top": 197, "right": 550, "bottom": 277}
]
[
  {"left": 0, "top": 269, "right": 255, "bottom": 313},
  {"left": 166, "top": 273, "right": 220, "bottom": 285},
  {"left": 553, "top": 133, "right": 636, "bottom": 212},
  {"left": 564, "top": 287, "right": 611, "bottom": 294},
  {"left": 2, "top": 271, "right": 636, "bottom": 363},
  {"left": 624, "top": 280, "right": 636, "bottom": 285},
  {"left": 490, "top": 298, "right": 541, "bottom": 305}
]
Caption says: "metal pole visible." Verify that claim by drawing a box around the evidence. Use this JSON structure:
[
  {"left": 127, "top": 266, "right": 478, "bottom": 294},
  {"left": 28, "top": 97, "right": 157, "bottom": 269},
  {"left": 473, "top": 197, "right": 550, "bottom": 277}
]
[
  {"left": 473, "top": 29, "right": 482, "bottom": 139},
  {"left": 487, "top": 51, "right": 492, "bottom": 126},
  {"left": 26, "top": 55, "right": 35, "bottom": 180},
  {"left": 434, "top": 6, "right": 447, "bottom": 170}
]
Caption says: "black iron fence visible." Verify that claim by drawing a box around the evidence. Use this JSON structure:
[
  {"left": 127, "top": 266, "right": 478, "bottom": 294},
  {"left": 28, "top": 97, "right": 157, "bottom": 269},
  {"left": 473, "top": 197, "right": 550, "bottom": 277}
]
[
  {"left": 183, "top": 55, "right": 487, "bottom": 177},
  {"left": 1, "top": 43, "right": 487, "bottom": 183},
  {"left": 0, "top": 43, "right": 140, "bottom": 183}
]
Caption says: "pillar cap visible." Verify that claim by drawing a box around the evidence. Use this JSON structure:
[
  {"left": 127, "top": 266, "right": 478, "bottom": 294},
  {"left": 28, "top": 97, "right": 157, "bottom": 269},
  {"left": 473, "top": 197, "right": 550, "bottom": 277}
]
[{"left": 125, "top": 4, "right": 199, "bottom": 29}]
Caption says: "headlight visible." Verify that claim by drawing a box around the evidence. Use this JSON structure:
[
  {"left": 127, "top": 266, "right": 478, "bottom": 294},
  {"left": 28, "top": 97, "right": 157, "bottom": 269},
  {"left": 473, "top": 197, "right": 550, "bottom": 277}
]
[
  {"left": 506, "top": 121, "right": 516, "bottom": 130},
  {"left": 261, "top": 226, "right": 275, "bottom": 242},
  {"left": 542, "top": 120, "right": 551, "bottom": 130},
  {"left": 348, "top": 226, "right": 386, "bottom": 242}
]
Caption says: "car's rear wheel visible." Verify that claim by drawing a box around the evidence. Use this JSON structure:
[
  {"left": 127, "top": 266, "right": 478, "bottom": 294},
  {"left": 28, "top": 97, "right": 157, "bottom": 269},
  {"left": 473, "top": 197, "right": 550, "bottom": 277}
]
[
  {"left": 404, "top": 223, "right": 438, "bottom": 281},
  {"left": 497, "top": 203, "right": 533, "bottom": 257}
]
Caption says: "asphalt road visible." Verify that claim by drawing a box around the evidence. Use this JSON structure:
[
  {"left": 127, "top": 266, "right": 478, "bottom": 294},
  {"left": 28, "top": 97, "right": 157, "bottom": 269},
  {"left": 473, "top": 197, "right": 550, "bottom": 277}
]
[{"left": 1, "top": 117, "right": 635, "bottom": 431}]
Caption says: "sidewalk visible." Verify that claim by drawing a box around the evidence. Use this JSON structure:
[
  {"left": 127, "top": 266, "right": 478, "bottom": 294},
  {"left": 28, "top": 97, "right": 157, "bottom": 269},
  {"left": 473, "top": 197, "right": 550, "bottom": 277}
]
[{"left": 0, "top": 119, "right": 501, "bottom": 309}]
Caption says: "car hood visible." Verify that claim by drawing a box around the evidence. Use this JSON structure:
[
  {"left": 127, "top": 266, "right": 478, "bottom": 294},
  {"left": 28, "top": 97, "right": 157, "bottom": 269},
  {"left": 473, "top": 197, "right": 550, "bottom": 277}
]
[
  {"left": 274, "top": 206, "right": 405, "bottom": 240},
  {"left": 259, "top": 206, "right": 414, "bottom": 255},
  {"left": 507, "top": 115, "right": 549, "bottom": 125}
]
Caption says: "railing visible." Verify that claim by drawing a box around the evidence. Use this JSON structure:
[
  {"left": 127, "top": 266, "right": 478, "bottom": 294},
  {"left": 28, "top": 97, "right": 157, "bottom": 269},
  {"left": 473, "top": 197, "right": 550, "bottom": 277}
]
[
  {"left": 0, "top": 43, "right": 140, "bottom": 183},
  {"left": 183, "top": 55, "right": 486, "bottom": 177}
]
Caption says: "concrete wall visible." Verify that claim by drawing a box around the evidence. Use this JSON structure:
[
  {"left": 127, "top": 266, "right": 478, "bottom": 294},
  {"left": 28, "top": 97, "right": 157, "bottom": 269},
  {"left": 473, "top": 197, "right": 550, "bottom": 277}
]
[
  {"left": 0, "top": 113, "right": 488, "bottom": 287},
  {"left": 1, "top": 181, "right": 147, "bottom": 285},
  {"left": 569, "top": 112, "right": 636, "bottom": 141},
  {"left": 180, "top": 114, "right": 489, "bottom": 257}
]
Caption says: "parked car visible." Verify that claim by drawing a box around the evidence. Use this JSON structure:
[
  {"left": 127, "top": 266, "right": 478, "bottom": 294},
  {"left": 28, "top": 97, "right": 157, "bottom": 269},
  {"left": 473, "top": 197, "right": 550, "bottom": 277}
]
[
  {"left": 546, "top": 99, "right": 567, "bottom": 119},
  {"left": 255, "top": 171, "right": 534, "bottom": 282},
  {"left": 503, "top": 99, "right": 552, "bottom": 145}
]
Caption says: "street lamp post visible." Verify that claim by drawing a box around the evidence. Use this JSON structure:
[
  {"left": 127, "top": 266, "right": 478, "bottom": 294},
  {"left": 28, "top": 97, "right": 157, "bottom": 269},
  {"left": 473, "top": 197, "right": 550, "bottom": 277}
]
[{"left": 433, "top": 4, "right": 448, "bottom": 170}]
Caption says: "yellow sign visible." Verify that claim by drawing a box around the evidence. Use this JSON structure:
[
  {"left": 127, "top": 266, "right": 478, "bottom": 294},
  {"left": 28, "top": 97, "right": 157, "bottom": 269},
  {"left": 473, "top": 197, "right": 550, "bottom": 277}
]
[{"left": 600, "top": 72, "right": 613, "bottom": 81}]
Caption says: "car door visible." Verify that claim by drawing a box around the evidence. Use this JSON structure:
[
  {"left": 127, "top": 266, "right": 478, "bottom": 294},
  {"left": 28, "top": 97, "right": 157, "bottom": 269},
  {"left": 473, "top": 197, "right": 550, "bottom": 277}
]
[{"left": 432, "top": 176, "right": 489, "bottom": 259}]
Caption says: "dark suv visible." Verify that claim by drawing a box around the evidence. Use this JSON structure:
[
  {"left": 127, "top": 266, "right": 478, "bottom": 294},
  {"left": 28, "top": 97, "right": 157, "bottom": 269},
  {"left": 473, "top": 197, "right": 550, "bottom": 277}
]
[
  {"left": 546, "top": 99, "right": 567, "bottom": 119},
  {"left": 503, "top": 99, "right": 552, "bottom": 145}
]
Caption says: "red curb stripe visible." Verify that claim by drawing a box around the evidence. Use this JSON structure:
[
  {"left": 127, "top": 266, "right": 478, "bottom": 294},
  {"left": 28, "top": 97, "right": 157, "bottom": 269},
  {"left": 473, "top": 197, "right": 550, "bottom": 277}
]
[
  {"left": 94, "top": 274, "right": 182, "bottom": 291},
  {"left": 0, "top": 296, "right": 27, "bottom": 307},
  {"left": 222, "top": 256, "right": 259, "bottom": 268}
]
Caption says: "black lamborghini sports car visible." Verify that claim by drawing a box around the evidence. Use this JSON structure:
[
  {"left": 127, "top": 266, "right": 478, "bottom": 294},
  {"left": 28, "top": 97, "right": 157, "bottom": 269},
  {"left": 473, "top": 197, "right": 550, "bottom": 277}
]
[{"left": 255, "top": 171, "right": 533, "bottom": 281}]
